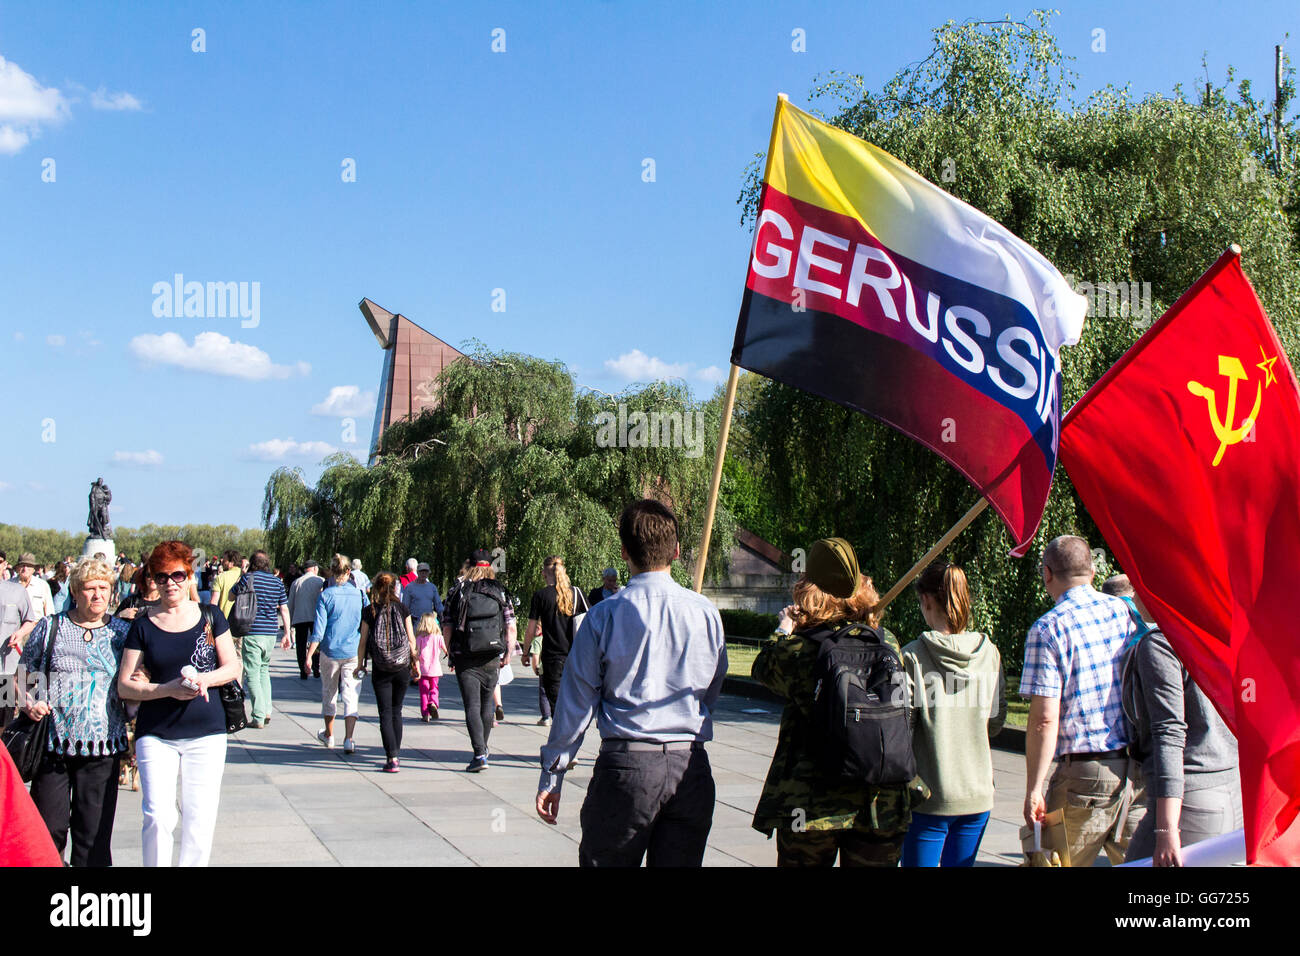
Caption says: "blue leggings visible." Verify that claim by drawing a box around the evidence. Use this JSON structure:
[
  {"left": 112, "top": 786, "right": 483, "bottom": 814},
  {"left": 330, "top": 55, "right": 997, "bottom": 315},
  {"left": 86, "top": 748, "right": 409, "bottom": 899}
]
[{"left": 902, "top": 811, "right": 991, "bottom": 867}]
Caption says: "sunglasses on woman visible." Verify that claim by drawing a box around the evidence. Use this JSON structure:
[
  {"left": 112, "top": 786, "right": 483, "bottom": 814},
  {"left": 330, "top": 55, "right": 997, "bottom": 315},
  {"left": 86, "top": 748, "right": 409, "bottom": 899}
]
[{"left": 152, "top": 570, "right": 189, "bottom": 585}]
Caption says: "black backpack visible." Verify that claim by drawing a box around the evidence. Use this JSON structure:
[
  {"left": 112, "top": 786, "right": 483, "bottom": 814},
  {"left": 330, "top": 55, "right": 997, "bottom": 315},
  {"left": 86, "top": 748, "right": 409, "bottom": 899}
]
[
  {"left": 807, "top": 622, "right": 915, "bottom": 787},
  {"left": 228, "top": 574, "right": 258, "bottom": 637},
  {"left": 450, "top": 580, "right": 506, "bottom": 660},
  {"left": 369, "top": 604, "right": 411, "bottom": 672}
]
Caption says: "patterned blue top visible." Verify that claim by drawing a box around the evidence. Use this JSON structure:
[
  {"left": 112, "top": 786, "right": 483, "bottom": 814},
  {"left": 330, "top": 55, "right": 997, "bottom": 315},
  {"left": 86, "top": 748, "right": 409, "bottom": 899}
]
[
  {"left": 19, "top": 613, "right": 131, "bottom": 756},
  {"left": 1019, "top": 584, "right": 1137, "bottom": 757}
]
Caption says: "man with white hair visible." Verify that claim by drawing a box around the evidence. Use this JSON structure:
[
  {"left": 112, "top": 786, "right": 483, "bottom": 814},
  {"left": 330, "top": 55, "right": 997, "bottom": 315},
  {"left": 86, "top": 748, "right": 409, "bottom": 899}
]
[
  {"left": 350, "top": 559, "right": 370, "bottom": 594},
  {"left": 400, "top": 558, "right": 419, "bottom": 590}
]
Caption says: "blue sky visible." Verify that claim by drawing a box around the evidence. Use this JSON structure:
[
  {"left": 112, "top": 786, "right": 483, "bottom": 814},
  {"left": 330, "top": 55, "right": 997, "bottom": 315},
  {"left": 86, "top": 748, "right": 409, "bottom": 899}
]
[{"left": 1, "top": 0, "right": 1296, "bottom": 532}]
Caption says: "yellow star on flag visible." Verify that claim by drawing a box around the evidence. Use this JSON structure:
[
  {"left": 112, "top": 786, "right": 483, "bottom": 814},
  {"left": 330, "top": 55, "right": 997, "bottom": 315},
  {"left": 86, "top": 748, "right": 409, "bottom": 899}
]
[{"left": 1257, "top": 346, "right": 1279, "bottom": 387}]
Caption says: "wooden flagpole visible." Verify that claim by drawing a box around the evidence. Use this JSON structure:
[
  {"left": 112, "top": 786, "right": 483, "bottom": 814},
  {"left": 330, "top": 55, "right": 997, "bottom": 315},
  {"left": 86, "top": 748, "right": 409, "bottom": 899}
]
[
  {"left": 693, "top": 363, "right": 741, "bottom": 592},
  {"left": 694, "top": 93, "right": 788, "bottom": 594},
  {"left": 874, "top": 498, "right": 989, "bottom": 612}
]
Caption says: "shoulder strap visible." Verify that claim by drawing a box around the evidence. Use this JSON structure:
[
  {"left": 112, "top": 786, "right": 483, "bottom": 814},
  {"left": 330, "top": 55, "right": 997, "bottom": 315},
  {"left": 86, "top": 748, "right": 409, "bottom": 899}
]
[
  {"left": 200, "top": 604, "right": 215, "bottom": 646},
  {"left": 41, "top": 613, "right": 62, "bottom": 677}
]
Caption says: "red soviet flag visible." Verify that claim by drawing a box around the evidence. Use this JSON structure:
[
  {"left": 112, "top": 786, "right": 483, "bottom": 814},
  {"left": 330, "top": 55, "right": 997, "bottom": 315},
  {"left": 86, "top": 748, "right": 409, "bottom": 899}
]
[
  {"left": 1059, "top": 248, "right": 1300, "bottom": 865},
  {"left": 0, "top": 745, "right": 62, "bottom": 866}
]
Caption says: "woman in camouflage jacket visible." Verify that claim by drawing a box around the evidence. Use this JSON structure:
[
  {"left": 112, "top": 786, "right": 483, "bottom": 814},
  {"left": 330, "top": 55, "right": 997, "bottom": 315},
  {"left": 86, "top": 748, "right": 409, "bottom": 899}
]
[{"left": 750, "top": 538, "right": 915, "bottom": 867}]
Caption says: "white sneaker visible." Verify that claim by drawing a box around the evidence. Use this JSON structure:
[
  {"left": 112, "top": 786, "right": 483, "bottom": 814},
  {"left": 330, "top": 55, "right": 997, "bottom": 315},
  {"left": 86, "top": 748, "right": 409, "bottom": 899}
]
[
  {"left": 317, "top": 730, "right": 334, "bottom": 749},
  {"left": 343, "top": 739, "right": 356, "bottom": 754}
]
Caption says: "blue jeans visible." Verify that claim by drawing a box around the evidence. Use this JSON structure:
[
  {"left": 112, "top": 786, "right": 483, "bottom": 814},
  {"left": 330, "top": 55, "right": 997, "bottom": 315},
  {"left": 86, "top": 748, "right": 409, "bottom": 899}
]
[{"left": 902, "top": 810, "right": 990, "bottom": 867}]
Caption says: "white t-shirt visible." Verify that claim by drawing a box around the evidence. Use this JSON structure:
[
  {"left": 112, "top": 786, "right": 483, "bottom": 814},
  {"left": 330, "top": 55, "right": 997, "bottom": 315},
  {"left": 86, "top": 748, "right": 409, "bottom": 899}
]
[{"left": 23, "top": 576, "right": 55, "bottom": 618}]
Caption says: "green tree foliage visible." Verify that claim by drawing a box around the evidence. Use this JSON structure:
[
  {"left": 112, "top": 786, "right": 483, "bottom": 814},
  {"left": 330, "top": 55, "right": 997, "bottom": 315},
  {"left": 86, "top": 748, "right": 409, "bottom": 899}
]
[
  {"left": 0, "top": 523, "right": 264, "bottom": 567},
  {"left": 731, "top": 13, "right": 1299, "bottom": 671},
  {"left": 261, "top": 343, "right": 735, "bottom": 600}
]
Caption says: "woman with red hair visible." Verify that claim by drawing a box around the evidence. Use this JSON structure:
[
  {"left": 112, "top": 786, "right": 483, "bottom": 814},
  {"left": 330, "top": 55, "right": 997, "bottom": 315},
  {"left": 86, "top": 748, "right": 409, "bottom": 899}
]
[
  {"left": 116, "top": 541, "right": 241, "bottom": 866},
  {"left": 751, "top": 538, "right": 916, "bottom": 867}
]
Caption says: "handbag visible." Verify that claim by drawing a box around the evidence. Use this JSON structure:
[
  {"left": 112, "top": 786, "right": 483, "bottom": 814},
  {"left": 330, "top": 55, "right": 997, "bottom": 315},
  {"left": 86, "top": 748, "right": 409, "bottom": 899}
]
[
  {"left": 570, "top": 585, "right": 590, "bottom": 636},
  {"left": 200, "top": 606, "right": 247, "bottom": 733},
  {"left": 2, "top": 614, "right": 59, "bottom": 782}
]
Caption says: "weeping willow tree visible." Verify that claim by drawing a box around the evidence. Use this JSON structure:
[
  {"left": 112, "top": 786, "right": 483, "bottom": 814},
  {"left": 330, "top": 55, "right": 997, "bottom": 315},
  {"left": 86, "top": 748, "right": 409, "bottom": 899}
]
[
  {"left": 262, "top": 342, "right": 735, "bottom": 599},
  {"left": 728, "top": 11, "right": 1299, "bottom": 671}
]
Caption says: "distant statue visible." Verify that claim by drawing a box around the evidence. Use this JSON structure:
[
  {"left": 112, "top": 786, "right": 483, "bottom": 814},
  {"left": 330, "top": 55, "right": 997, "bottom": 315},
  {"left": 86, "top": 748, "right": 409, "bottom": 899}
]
[{"left": 88, "top": 478, "right": 112, "bottom": 539}]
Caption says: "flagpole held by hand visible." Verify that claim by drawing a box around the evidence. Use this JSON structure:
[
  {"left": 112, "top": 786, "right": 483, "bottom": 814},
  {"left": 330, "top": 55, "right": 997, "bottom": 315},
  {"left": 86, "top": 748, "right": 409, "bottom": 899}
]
[
  {"left": 693, "top": 364, "right": 741, "bottom": 593},
  {"left": 875, "top": 498, "right": 989, "bottom": 613}
]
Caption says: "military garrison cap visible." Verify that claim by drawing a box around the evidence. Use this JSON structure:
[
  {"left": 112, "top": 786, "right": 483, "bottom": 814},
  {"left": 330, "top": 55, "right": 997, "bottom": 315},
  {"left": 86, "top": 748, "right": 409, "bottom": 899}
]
[{"left": 806, "top": 538, "right": 859, "bottom": 599}]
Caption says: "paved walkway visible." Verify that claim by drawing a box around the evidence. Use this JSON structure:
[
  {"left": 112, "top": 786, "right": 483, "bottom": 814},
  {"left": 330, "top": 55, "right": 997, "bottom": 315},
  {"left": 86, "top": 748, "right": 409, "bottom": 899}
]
[{"left": 109, "top": 648, "right": 1029, "bottom": 866}]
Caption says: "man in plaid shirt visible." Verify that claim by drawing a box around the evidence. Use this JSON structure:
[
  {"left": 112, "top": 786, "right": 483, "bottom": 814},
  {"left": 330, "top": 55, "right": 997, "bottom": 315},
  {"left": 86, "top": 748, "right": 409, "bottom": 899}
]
[{"left": 1021, "top": 535, "right": 1145, "bottom": 865}]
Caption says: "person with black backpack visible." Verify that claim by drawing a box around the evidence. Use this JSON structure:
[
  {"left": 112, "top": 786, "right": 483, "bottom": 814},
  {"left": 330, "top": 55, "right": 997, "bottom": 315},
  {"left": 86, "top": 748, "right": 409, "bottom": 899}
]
[
  {"left": 441, "top": 550, "right": 516, "bottom": 772},
  {"left": 751, "top": 537, "right": 917, "bottom": 867},
  {"left": 355, "top": 573, "right": 419, "bottom": 773}
]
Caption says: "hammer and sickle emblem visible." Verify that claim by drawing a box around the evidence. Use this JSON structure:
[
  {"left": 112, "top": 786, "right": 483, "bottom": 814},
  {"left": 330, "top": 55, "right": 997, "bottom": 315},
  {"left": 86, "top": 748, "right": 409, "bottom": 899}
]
[{"left": 1187, "top": 355, "right": 1262, "bottom": 466}]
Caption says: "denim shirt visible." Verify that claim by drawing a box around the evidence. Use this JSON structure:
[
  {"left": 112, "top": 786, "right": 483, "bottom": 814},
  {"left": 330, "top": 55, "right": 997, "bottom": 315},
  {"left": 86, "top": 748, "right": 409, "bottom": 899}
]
[{"left": 313, "top": 582, "right": 369, "bottom": 660}]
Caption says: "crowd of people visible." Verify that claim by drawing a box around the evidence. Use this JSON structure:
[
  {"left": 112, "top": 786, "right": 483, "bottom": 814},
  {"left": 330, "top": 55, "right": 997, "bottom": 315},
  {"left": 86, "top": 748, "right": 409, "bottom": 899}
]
[{"left": 0, "top": 507, "right": 1239, "bottom": 869}]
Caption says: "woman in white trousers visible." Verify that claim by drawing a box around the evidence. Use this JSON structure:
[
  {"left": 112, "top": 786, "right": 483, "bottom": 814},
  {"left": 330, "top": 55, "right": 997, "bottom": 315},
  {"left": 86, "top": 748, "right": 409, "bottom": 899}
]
[{"left": 118, "top": 541, "right": 241, "bottom": 866}]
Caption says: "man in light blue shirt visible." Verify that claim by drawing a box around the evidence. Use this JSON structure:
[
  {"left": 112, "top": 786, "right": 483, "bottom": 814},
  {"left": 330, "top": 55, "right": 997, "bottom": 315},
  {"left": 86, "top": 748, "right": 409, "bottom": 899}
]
[{"left": 535, "top": 500, "right": 727, "bottom": 866}]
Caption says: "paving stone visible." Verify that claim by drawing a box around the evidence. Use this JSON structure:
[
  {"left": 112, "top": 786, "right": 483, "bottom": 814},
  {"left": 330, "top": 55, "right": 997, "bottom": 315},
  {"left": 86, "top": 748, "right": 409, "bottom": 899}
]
[{"left": 92, "top": 649, "right": 1028, "bottom": 866}]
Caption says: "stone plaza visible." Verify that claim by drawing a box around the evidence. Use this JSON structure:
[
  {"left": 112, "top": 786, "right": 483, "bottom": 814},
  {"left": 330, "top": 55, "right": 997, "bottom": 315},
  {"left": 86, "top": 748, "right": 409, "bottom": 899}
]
[{"left": 108, "top": 648, "right": 1029, "bottom": 867}]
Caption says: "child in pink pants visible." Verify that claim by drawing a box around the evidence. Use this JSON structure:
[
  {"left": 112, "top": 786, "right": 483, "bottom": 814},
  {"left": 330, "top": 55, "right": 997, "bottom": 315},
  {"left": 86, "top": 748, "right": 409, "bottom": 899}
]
[{"left": 416, "top": 612, "right": 445, "bottom": 721}]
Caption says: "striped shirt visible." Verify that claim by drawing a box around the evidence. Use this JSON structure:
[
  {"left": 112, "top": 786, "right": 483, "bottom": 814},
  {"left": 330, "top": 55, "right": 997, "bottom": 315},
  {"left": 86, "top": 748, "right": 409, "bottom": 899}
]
[
  {"left": 246, "top": 570, "right": 288, "bottom": 635},
  {"left": 1020, "top": 584, "right": 1137, "bottom": 757}
]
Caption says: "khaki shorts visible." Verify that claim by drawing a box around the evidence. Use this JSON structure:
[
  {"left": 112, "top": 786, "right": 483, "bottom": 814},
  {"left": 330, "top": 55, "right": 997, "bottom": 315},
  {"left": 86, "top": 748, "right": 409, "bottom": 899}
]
[
  {"left": 320, "top": 656, "right": 361, "bottom": 718},
  {"left": 1046, "top": 754, "right": 1146, "bottom": 867}
]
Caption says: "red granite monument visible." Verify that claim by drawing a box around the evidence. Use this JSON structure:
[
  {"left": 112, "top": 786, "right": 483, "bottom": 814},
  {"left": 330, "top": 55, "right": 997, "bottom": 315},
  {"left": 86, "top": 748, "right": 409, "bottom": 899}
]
[{"left": 359, "top": 297, "right": 465, "bottom": 459}]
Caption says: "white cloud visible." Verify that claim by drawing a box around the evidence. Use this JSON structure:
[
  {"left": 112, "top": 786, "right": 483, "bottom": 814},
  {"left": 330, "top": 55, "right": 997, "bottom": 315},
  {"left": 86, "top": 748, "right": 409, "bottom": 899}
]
[
  {"left": 604, "top": 349, "right": 690, "bottom": 382},
  {"left": 128, "top": 331, "right": 310, "bottom": 380},
  {"left": 0, "top": 54, "right": 70, "bottom": 155},
  {"left": 604, "top": 350, "right": 727, "bottom": 388},
  {"left": 112, "top": 449, "right": 163, "bottom": 467},
  {"left": 25, "top": 481, "right": 45, "bottom": 492},
  {"left": 311, "top": 385, "right": 377, "bottom": 418},
  {"left": 46, "top": 334, "right": 65, "bottom": 347},
  {"left": 13, "top": 331, "right": 24, "bottom": 342},
  {"left": 89, "top": 87, "right": 142, "bottom": 111},
  {"left": 0, "top": 481, "right": 11, "bottom": 492},
  {"left": 244, "top": 438, "right": 338, "bottom": 462}
]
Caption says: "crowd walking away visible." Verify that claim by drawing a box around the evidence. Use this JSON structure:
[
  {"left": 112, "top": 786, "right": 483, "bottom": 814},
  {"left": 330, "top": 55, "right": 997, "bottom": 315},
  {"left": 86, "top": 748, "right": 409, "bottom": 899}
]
[{"left": 1, "top": 509, "right": 1244, "bottom": 870}]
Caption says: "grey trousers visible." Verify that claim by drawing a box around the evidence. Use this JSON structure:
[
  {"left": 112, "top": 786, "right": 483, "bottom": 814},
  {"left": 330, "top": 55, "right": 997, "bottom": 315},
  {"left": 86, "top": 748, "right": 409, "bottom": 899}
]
[
  {"left": 578, "top": 744, "right": 715, "bottom": 867},
  {"left": 1125, "top": 779, "right": 1243, "bottom": 861}
]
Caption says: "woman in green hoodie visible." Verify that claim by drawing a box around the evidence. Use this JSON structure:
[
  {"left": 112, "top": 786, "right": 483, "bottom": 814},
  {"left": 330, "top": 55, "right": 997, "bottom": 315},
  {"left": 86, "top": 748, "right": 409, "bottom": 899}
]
[{"left": 901, "top": 562, "right": 1005, "bottom": 866}]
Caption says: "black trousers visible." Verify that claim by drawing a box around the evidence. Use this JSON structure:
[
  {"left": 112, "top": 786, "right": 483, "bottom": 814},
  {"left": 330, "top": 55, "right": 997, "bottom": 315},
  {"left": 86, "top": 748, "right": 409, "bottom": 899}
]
[
  {"left": 29, "top": 751, "right": 122, "bottom": 867},
  {"left": 455, "top": 660, "right": 499, "bottom": 757},
  {"left": 579, "top": 745, "right": 715, "bottom": 867},
  {"left": 371, "top": 668, "right": 409, "bottom": 759},
  {"left": 541, "top": 655, "right": 567, "bottom": 714},
  {"left": 294, "top": 622, "right": 320, "bottom": 676}
]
